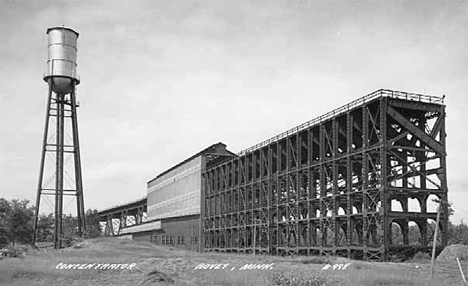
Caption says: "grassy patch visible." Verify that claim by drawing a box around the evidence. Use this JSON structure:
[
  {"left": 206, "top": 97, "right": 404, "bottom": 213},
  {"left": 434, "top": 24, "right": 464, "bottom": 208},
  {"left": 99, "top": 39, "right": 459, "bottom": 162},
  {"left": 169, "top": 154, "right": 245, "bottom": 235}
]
[
  {"left": 297, "top": 256, "right": 334, "bottom": 265},
  {"left": 335, "top": 265, "right": 428, "bottom": 286},
  {"left": 360, "top": 275, "right": 417, "bottom": 286},
  {"left": 194, "top": 269, "right": 269, "bottom": 286},
  {"left": 350, "top": 260, "right": 368, "bottom": 270},
  {"left": 1, "top": 238, "right": 466, "bottom": 286},
  {"left": 267, "top": 269, "right": 331, "bottom": 286}
]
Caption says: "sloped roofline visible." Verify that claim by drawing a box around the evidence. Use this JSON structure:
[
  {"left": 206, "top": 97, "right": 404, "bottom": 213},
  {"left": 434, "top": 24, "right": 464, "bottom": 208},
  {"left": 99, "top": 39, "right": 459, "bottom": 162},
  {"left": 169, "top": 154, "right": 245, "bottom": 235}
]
[{"left": 146, "top": 142, "right": 236, "bottom": 184}]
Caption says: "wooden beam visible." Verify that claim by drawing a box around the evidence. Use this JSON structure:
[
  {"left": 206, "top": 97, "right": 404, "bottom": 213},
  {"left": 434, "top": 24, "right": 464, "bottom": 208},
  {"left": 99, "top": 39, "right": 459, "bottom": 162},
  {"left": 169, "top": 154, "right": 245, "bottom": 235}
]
[{"left": 387, "top": 106, "right": 445, "bottom": 156}]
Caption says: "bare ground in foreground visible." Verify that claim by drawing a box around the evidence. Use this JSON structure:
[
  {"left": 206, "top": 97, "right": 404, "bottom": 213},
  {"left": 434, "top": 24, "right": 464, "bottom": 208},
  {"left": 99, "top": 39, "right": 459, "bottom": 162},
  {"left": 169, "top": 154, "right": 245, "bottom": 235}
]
[{"left": 0, "top": 238, "right": 466, "bottom": 286}]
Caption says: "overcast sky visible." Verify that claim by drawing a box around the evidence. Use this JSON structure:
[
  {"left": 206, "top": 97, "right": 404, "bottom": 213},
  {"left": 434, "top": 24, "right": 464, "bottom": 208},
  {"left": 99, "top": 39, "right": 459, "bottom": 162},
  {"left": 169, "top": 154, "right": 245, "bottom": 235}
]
[{"left": 0, "top": 0, "right": 467, "bottom": 223}]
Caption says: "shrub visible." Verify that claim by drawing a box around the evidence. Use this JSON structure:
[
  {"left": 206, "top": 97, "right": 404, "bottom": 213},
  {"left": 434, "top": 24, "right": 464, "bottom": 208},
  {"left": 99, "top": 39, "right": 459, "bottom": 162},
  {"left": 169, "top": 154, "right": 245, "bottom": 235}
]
[
  {"left": 142, "top": 269, "right": 174, "bottom": 285},
  {"left": 299, "top": 256, "right": 333, "bottom": 265},
  {"left": 351, "top": 261, "right": 367, "bottom": 270},
  {"left": 411, "top": 251, "right": 430, "bottom": 261}
]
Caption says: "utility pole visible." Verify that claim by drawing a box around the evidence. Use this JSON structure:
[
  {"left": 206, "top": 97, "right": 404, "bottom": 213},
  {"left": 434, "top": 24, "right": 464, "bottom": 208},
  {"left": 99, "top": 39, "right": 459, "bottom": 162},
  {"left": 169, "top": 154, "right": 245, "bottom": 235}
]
[{"left": 431, "top": 199, "right": 444, "bottom": 279}]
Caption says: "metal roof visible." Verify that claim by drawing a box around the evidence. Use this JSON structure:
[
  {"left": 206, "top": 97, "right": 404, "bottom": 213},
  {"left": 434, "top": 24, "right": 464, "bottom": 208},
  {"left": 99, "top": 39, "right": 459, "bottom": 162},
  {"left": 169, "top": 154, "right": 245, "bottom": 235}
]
[{"left": 46, "top": 26, "right": 79, "bottom": 37}]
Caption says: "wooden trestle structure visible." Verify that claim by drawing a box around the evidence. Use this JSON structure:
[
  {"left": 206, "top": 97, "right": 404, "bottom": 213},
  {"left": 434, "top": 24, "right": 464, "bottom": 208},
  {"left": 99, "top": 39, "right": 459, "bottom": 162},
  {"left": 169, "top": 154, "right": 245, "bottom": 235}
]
[{"left": 202, "top": 89, "right": 448, "bottom": 261}]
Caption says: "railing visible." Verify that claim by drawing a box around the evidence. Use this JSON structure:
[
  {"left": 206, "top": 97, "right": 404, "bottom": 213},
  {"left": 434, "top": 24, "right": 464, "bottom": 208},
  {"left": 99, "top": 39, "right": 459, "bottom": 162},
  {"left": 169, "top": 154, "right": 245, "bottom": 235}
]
[
  {"left": 236, "top": 89, "right": 444, "bottom": 156},
  {"left": 97, "top": 196, "right": 147, "bottom": 214}
]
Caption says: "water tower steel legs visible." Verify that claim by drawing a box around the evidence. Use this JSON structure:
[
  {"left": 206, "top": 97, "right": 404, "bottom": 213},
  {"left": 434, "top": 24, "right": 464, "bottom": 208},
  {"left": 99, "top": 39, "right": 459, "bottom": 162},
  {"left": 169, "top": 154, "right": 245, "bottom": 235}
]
[
  {"left": 70, "top": 89, "right": 86, "bottom": 234},
  {"left": 33, "top": 82, "right": 52, "bottom": 245},
  {"left": 33, "top": 80, "right": 86, "bottom": 249},
  {"left": 54, "top": 93, "right": 64, "bottom": 249}
]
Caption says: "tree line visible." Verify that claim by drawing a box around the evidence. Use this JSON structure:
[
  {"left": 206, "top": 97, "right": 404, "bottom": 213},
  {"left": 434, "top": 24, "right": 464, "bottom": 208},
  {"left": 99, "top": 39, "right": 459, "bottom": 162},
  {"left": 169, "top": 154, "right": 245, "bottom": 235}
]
[
  {"left": 0, "top": 198, "right": 101, "bottom": 248},
  {"left": 0, "top": 197, "right": 467, "bottom": 249}
]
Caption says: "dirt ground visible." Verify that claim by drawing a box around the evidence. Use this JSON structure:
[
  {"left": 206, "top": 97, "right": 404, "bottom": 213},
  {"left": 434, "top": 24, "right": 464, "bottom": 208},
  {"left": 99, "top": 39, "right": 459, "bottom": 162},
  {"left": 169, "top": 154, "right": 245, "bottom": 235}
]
[{"left": 0, "top": 238, "right": 466, "bottom": 286}]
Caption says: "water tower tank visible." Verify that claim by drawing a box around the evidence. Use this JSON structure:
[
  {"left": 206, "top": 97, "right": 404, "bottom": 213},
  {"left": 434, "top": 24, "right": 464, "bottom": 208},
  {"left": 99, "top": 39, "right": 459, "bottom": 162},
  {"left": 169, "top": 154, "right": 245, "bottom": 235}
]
[{"left": 43, "top": 27, "right": 80, "bottom": 95}]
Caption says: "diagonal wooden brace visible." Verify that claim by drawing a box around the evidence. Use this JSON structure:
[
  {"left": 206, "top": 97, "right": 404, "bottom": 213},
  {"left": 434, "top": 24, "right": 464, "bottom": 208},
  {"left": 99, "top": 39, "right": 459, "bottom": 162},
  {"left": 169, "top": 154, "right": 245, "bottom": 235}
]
[
  {"left": 430, "top": 115, "right": 443, "bottom": 138},
  {"left": 387, "top": 106, "right": 446, "bottom": 156}
]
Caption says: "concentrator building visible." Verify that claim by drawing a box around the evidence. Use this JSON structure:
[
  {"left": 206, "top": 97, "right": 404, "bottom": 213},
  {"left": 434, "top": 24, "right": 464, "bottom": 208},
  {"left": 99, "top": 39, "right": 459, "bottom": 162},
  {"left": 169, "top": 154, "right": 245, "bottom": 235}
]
[
  {"left": 99, "top": 89, "right": 448, "bottom": 261},
  {"left": 99, "top": 143, "right": 235, "bottom": 251}
]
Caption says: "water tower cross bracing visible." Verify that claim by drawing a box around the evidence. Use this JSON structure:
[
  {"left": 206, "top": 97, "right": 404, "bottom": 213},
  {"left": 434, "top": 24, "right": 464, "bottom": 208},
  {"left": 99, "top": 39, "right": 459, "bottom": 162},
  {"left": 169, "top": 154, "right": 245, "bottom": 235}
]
[{"left": 33, "top": 26, "right": 86, "bottom": 249}]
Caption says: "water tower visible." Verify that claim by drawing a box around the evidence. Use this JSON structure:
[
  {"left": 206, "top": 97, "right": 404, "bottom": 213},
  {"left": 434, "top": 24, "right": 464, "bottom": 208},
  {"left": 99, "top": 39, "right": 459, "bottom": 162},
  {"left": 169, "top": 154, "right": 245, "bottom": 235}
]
[{"left": 33, "top": 27, "right": 86, "bottom": 249}]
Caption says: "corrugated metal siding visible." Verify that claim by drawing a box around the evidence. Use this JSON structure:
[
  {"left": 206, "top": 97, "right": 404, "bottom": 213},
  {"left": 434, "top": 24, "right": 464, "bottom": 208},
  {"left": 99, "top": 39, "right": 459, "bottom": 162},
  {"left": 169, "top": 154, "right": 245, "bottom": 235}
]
[{"left": 147, "top": 156, "right": 202, "bottom": 221}]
